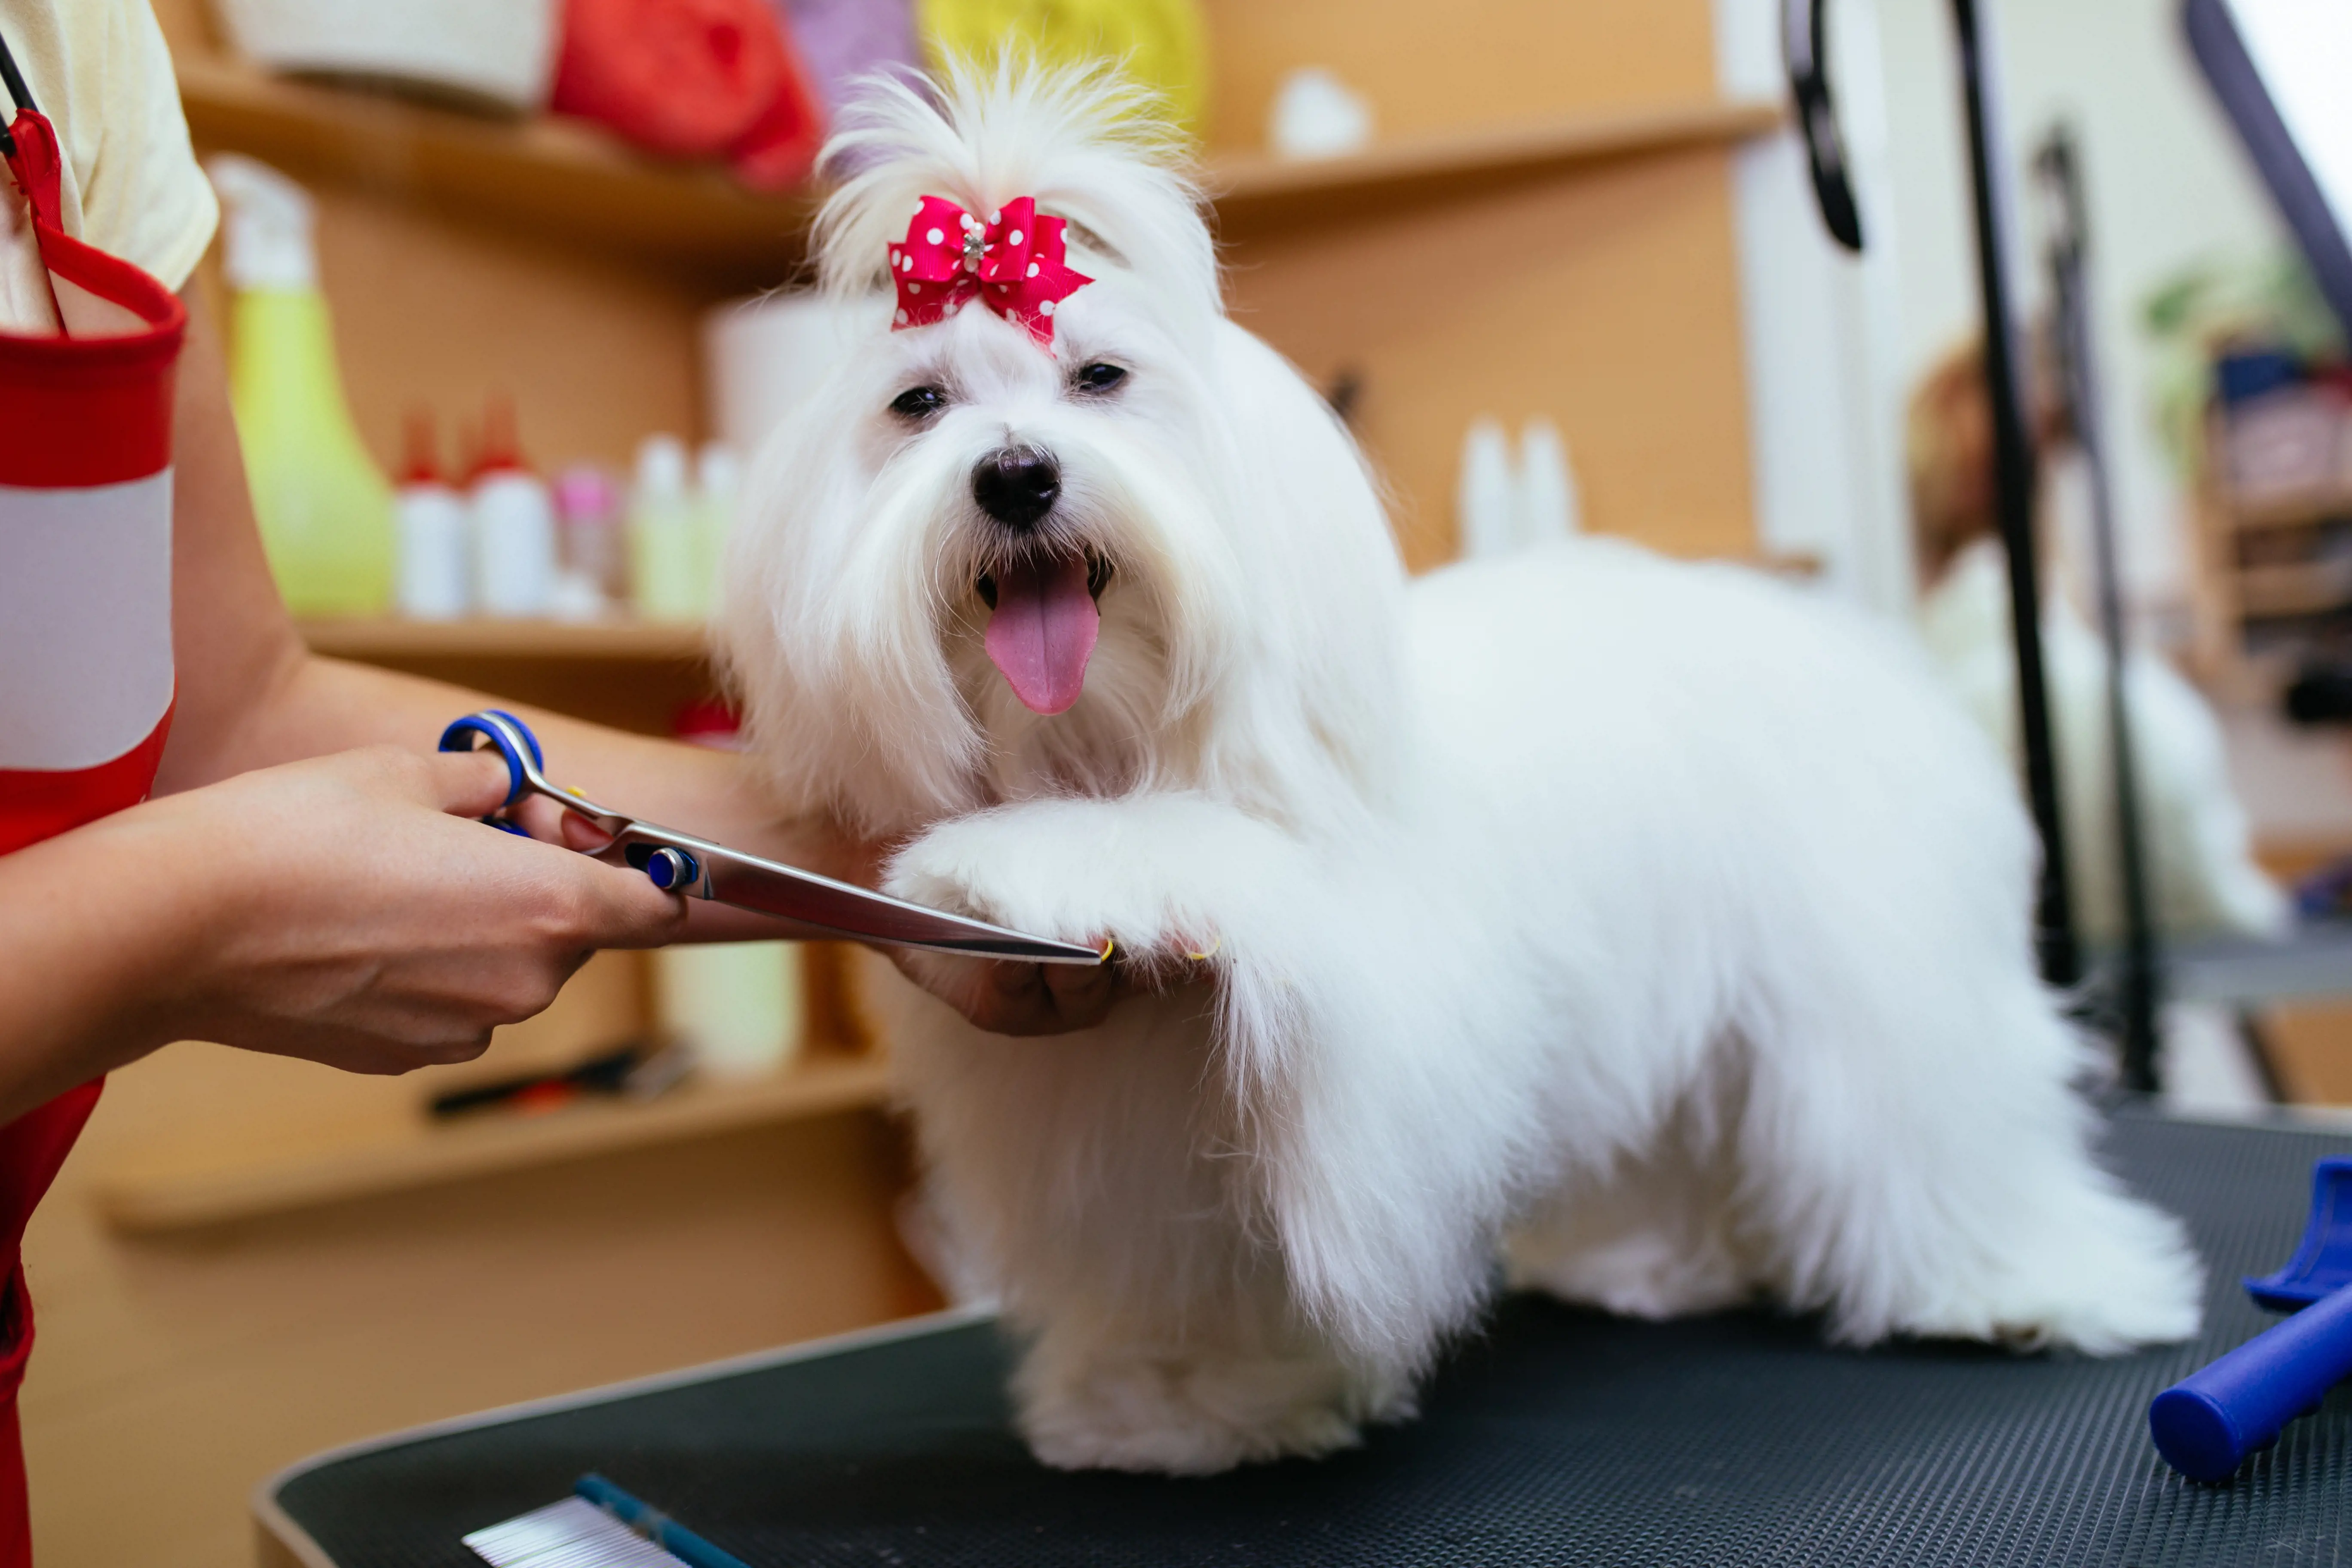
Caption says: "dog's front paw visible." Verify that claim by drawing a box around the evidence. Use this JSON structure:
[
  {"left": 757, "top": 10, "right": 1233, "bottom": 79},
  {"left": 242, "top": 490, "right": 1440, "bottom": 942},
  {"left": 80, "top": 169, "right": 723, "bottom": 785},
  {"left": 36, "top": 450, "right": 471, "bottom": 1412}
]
[
  {"left": 1014, "top": 1343, "right": 1400, "bottom": 1476},
  {"left": 885, "top": 799, "right": 1243, "bottom": 974}
]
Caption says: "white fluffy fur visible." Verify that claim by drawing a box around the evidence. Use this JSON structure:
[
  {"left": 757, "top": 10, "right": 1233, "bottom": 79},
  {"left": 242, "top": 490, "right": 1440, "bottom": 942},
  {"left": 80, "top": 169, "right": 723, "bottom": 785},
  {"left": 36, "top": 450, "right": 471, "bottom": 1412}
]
[{"left": 719, "top": 61, "right": 2204, "bottom": 1476}]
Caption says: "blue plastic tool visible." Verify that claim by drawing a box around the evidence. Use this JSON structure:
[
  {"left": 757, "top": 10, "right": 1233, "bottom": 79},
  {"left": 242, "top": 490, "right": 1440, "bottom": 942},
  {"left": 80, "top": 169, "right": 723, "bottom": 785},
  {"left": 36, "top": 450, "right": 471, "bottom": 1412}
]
[{"left": 2150, "top": 1156, "right": 2352, "bottom": 1482}]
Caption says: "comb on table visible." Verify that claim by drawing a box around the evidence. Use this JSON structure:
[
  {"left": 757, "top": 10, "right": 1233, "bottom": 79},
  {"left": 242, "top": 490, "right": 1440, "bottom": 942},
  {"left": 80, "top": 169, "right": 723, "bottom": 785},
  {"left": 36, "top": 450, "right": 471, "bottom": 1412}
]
[{"left": 464, "top": 1475, "right": 747, "bottom": 1568}]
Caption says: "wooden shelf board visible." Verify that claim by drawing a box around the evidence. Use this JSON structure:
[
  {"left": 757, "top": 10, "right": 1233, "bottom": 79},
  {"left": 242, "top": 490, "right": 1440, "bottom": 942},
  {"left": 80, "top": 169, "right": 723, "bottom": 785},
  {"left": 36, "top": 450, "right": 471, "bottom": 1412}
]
[
  {"left": 178, "top": 52, "right": 1783, "bottom": 276},
  {"left": 2226, "top": 488, "right": 2352, "bottom": 531},
  {"left": 177, "top": 56, "right": 818, "bottom": 286},
  {"left": 95, "top": 1051, "right": 892, "bottom": 1234},
  {"left": 300, "top": 617, "right": 710, "bottom": 662},
  {"left": 2236, "top": 561, "right": 2352, "bottom": 619},
  {"left": 1209, "top": 98, "right": 1786, "bottom": 239}
]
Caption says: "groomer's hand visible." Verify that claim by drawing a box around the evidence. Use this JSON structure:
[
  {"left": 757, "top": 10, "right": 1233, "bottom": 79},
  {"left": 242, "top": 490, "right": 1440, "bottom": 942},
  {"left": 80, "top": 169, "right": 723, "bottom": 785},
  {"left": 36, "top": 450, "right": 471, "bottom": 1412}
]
[{"left": 91, "top": 747, "right": 683, "bottom": 1075}]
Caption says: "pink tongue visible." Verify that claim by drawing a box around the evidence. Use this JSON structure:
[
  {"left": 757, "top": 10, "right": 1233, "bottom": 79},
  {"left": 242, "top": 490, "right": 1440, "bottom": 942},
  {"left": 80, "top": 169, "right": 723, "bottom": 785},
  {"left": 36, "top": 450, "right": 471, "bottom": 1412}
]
[{"left": 985, "top": 554, "right": 1099, "bottom": 715}]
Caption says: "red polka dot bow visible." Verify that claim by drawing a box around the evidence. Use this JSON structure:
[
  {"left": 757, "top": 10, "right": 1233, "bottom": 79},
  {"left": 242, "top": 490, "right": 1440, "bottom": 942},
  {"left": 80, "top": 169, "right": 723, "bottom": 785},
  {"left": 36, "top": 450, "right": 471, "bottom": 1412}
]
[{"left": 888, "top": 195, "right": 1092, "bottom": 346}]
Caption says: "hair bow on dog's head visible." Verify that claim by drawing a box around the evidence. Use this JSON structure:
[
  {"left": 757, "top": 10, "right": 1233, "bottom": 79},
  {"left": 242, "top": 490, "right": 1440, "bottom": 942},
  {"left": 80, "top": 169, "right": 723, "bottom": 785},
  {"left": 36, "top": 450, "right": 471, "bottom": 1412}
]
[{"left": 889, "top": 195, "right": 1092, "bottom": 346}]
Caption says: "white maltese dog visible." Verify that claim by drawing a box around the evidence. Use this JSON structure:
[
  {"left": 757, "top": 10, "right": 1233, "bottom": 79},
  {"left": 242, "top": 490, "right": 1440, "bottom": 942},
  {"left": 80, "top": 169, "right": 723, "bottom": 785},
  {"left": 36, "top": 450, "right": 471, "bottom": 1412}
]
[{"left": 720, "top": 62, "right": 2202, "bottom": 1476}]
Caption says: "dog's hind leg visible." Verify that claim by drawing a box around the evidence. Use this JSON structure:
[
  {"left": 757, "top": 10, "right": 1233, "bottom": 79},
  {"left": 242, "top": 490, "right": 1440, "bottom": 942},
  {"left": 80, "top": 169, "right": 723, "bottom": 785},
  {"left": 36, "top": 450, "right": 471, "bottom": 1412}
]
[
  {"left": 1504, "top": 1086, "right": 1760, "bottom": 1320},
  {"left": 1732, "top": 950, "right": 2202, "bottom": 1354}
]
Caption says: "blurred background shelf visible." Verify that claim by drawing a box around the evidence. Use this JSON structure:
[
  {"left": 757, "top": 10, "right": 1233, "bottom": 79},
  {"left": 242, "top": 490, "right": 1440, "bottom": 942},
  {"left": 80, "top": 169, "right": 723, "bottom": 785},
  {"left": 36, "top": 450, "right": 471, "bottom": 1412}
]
[
  {"left": 1210, "top": 98, "right": 1782, "bottom": 239},
  {"left": 178, "top": 48, "right": 1779, "bottom": 284},
  {"left": 175, "top": 55, "right": 818, "bottom": 288},
  {"left": 299, "top": 617, "right": 710, "bottom": 662},
  {"left": 2225, "top": 487, "right": 2352, "bottom": 532},
  {"left": 93, "top": 1050, "right": 892, "bottom": 1235}
]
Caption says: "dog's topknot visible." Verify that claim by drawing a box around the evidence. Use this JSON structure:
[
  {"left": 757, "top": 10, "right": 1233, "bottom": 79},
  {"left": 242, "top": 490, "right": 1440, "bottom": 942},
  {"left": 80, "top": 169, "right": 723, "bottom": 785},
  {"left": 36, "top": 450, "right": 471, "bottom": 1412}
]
[{"left": 813, "top": 57, "right": 1218, "bottom": 328}]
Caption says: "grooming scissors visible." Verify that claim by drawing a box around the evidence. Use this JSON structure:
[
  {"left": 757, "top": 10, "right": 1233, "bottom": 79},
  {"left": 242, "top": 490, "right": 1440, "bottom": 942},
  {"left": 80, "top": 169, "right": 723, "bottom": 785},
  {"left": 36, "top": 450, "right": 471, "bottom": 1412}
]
[{"left": 439, "top": 709, "right": 1103, "bottom": 965}]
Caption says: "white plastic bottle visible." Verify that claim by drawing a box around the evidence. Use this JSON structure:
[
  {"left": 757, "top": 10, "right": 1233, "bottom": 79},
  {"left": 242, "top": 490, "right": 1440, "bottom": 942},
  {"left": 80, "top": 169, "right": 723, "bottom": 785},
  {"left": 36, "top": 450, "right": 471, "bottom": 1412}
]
[
  {"left": 469, "top": 400, "right": 556, "bottom": 618},
  {"left": 1517, "top": 417, "right": 1581, "bottom": 545},
  {"left": 394, "top": 410, "right": 469, "bottom": 619},
  {"left": 648, "top": 703, "right": 805, "bottom": 1078},
  {"left": 695, "top": 441, "right": 741, "bottom": 607},
  {"left": 1457, "top": 418, "right": 1517, "bottom": 560},
  {"left": 629, "top": 435, "right": 702, "bottom": 622}
]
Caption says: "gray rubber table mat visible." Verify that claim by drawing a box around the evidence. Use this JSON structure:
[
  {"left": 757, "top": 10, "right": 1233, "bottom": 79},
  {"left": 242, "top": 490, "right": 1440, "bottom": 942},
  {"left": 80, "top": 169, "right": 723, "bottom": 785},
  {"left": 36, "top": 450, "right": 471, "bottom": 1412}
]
[{"left": 267, "top": 1112, "right": 2352, "bottom": 1566}]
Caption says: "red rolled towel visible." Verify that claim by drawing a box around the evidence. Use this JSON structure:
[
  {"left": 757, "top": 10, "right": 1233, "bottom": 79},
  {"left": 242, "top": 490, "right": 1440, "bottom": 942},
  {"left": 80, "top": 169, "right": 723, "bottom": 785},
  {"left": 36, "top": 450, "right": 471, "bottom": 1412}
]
[
  {"left": 726, "top": 19, "right": 826, "bottom": 190},
  {"left": 554, "top": 0, "right": 808, "bottom": 162}
]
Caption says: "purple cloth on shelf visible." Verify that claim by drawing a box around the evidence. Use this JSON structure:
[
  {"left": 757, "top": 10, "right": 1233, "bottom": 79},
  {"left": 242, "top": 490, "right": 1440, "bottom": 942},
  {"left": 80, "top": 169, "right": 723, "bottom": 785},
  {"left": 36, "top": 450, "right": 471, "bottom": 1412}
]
[{"left": 776, "top": 0, "right": 921, "bottom": 113}]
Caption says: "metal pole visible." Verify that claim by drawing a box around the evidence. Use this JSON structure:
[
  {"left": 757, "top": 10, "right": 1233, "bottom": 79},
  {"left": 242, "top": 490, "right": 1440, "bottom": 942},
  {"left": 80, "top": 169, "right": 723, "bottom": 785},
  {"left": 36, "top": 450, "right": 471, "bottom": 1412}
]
[
  {"left": 2037, "top": 128, "right": 2161, "bottom": 1090},
  {"left": 1950, "top": 0, "right": 2082, "bottom": 986}
]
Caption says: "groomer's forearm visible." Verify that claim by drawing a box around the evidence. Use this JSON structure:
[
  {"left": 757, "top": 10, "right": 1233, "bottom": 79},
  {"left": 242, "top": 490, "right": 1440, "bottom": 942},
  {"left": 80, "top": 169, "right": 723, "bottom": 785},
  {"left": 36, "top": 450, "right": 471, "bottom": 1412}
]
[{"left": 0, "top": 813, "right": 207, "bottom": 1122}]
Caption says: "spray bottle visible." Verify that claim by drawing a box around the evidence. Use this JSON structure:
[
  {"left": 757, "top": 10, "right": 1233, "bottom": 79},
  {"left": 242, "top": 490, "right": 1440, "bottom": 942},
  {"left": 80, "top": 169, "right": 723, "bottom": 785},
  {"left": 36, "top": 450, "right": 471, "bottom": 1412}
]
[{"left": 206, "top": 154, "right": 394, "bottom": 616}]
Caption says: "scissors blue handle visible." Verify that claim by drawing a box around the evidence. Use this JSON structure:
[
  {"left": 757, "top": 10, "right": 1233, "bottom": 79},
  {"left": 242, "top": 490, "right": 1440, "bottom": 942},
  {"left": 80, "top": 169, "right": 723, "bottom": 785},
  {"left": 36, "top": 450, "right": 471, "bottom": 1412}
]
[{"left": 438, "top": 709, "right": 546, "bottom": 836}]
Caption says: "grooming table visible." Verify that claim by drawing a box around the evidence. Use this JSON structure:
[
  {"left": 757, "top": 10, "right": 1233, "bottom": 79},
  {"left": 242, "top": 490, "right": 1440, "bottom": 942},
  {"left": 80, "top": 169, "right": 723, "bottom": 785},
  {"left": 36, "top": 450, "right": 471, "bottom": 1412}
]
[{"left": 260, "top": 1113, "right": 2352, "bottom": 1568}]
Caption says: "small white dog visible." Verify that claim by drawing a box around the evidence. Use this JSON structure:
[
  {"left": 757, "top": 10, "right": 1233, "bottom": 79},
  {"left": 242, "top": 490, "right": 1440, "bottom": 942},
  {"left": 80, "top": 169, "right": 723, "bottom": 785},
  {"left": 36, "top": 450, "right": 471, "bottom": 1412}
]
[{"left": 720, "top": 63, "right": 2203, "bottom": 1476}]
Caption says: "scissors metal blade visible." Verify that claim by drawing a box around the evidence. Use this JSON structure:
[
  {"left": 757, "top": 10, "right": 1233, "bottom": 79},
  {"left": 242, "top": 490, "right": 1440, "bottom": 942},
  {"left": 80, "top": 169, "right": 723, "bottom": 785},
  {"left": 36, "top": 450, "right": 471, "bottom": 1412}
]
[{"left": 602, "top": 826, "right": 1104, "bottom": 965}]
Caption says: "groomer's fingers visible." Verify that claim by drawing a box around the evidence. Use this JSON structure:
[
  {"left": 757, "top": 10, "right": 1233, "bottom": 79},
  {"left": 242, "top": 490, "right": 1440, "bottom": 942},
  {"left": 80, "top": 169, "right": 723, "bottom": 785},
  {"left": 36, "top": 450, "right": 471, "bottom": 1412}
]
[
  {"left": 553, "top": 852, "right": 691, "bottom": 949},
  {"left": 416, "top": 746, "right": 521, "bottom": 821},
  {"left": 392, "top": 747, "right": 685, "bottom": 947}
]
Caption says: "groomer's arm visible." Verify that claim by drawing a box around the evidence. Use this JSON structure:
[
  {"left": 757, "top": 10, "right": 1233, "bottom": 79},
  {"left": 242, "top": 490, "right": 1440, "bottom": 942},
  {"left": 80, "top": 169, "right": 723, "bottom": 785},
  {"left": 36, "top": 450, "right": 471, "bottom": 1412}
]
[{"left": 154, "top": 289, "right": 1122, "bottom": 1034}]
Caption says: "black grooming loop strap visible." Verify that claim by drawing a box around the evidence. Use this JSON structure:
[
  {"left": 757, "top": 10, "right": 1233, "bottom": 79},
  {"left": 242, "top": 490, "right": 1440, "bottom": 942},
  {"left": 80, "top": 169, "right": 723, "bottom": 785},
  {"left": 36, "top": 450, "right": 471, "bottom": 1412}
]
[{"left": 0, "top": 24, "right": 34, "bottom": 159}]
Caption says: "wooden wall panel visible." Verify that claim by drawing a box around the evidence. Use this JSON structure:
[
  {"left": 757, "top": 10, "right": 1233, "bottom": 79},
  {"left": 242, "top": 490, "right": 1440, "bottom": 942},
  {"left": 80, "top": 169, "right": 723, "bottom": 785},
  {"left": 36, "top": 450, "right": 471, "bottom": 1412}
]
[
  {"left": 302, "top": 184, "right": 710, "bottom": 477},
  {"left": 1225, "top": 148, "right": 1756, "bottom": 572},
  {"left": 1200, "top": 0, "right": 1721, "bottom": 151}
]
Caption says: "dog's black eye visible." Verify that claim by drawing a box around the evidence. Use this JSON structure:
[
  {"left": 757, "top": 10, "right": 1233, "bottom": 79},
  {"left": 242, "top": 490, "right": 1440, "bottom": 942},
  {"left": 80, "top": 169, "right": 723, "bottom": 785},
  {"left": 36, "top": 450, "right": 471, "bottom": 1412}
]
[
  {"left": 1073, "top": 362, "right": 1127, "bottom": 395},
  {"left": 890, "top": 385, "right": 948, "bottom": 420}
]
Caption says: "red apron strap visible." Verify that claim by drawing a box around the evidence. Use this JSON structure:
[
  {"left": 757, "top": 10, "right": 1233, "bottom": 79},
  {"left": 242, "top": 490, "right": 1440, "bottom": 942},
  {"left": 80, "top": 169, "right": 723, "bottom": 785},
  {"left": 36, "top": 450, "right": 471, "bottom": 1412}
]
[
  {"left": 0, "top": 58, "right": 189, "bottom": 1567},
  {"left": 2, "top": 106, "right": 64, "bottom": 331}
]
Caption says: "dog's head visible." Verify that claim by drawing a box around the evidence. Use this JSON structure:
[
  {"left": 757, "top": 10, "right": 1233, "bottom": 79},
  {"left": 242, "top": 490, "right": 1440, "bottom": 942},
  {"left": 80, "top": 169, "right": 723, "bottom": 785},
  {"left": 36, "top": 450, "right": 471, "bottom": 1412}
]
[{"left": 720, "top": 61, "right": 1406, "bottom": 840}]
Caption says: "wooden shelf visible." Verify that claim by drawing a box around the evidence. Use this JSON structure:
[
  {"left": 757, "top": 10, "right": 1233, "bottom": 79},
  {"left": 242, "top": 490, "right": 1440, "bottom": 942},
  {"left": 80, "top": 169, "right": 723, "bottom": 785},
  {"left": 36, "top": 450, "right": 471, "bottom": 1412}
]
[
  {"left": 95, "top": 1051, "right": 893, "bottom": 1234},
  {"left": 177, "top": 55, "right": 818, "bottom": 288},
  {"left": 300, "top": 617, "right": 710, "bottom": 662},
  {"left": 2227, "top": 487, "right": 2352, "bottom": 532},
  {"left": 2236, "top": 560, "right": 2352, "bottom": 619},
  {"left": 1208, "top": 98, "right": 1786, "bottom": 239},
  {"left": 178, "top": 50, "right": 1782, "bottom": 280}
]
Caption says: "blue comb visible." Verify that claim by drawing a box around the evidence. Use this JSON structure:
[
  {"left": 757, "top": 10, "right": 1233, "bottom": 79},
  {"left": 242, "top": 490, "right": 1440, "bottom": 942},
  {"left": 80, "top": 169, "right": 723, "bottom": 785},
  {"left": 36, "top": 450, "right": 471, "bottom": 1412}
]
[{"left": 2150, "top": 1156, "right": 2352, "bottom": 1482}]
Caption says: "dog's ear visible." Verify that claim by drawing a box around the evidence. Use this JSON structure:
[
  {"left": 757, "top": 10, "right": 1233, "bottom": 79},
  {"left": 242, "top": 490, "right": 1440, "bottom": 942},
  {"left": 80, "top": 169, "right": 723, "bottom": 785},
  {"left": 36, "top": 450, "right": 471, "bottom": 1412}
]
[{"left": 812, "top": 57, "right": 1220, "bottom": 330}]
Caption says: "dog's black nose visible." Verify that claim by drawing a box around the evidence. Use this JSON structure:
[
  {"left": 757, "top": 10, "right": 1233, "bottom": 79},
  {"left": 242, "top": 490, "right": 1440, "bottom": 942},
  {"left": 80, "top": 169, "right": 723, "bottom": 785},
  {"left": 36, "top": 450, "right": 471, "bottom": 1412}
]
[{"left": 972, "top": 446, "right": 1060, "bottom": 528}]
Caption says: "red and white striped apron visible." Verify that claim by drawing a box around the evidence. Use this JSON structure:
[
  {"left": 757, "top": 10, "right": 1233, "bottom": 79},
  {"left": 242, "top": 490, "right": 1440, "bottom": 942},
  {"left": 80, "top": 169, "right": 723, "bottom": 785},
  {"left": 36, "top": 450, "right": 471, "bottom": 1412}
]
[{"left": 0, "top": 94, "right": 184, "bottom": 1559}]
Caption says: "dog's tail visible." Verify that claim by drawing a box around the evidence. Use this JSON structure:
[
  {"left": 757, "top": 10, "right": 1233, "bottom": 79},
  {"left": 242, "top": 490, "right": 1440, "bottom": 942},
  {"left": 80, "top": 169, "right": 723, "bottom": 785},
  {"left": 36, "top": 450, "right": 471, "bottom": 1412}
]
[{"left": 812, "top": 56, "right": 1218, "bottom": 329}]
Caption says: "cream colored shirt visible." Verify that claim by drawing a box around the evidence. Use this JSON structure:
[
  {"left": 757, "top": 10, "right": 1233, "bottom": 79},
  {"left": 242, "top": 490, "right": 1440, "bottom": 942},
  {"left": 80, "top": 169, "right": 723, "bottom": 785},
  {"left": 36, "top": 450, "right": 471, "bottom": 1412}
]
[{"left": 0, "top": 0, "right": 217, "bottom": 331}]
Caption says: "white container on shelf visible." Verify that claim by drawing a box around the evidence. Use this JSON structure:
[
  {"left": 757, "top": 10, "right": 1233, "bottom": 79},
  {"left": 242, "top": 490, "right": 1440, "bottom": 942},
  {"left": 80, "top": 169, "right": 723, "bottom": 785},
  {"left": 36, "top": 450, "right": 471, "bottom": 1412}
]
[
  {"left": 471, "top": 466, "right": 556, "bottom": 617},
  {"left": 653, "top": 942, "right": 805, "bottom": 1080},
  {"left": 629, "top": 435, "right": 704, "bottom": 621},
  {"left": 395, "top": 477, "right": 469, "bottom": 619},
  {"left": 210, "top": 0, "right": 560, "bottom": 114},
  {"left": 1268, "top": 67, "right": 1374, "bottom": 161},
  {"left": 701, "top": 292, "right": 871, "bottom": 456},
  {"left": 695, "top": 441, "right": 741, "bottom": 603}
]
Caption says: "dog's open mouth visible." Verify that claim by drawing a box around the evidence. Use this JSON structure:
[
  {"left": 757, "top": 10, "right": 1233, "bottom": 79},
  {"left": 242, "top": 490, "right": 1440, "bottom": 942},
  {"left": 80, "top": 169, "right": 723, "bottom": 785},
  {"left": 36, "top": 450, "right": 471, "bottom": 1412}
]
[{"left": 976, "top": 548, "right": 1112, "bottom": 716}]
